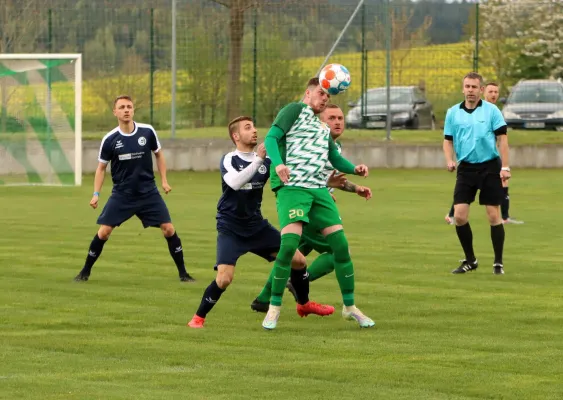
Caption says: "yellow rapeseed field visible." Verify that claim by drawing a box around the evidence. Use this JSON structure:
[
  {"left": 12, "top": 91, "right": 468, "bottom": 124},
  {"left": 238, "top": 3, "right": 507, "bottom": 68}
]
[{"left": 5, "top": 42, "right": 495, "bottom": 124}]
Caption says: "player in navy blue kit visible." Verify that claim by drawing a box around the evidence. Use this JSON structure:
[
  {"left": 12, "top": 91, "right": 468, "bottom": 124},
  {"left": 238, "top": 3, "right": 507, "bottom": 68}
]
[
  {"left": 74, "top": 95, "right": 195, "bottom": 283},
  {"left": 187, "top": 116, "right": 335, "bottom": 328}
]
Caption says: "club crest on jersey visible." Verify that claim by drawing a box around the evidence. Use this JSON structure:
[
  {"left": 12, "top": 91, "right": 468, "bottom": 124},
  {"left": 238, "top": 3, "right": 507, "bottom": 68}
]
[
  {"left": 138, "top": 137, "right": 146, "bottom": 146},
  {"left": 258, "top": 165, "right": 267, "bottom": 174}
]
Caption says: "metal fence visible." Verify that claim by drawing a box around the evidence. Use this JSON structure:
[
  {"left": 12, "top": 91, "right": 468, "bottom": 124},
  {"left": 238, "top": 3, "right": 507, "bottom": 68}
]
[{"left": 1, "top": 0, "right": 562, "bottom": 136}]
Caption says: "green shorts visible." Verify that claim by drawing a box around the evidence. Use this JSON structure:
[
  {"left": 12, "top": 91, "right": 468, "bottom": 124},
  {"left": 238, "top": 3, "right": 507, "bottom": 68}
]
[
  {"left": 298, "top": 224, "right": 333, "bottom": 256},
  {"left": 276, "top": 186, "right": 342, "bottom": 230}
]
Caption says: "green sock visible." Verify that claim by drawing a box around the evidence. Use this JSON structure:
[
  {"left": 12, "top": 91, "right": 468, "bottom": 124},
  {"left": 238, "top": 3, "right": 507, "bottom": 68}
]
[
  {"left": 325, "top": 230, "right": 355, "bottom": 306},
  {"left": 270, "top": 233, "right": 301, "bottom": 306},
  {"left": 307, "top": 252, "right": 335, "bottom": 282},
  {"left": 256, "top": 269, "right": 274, "bottom": 303}
]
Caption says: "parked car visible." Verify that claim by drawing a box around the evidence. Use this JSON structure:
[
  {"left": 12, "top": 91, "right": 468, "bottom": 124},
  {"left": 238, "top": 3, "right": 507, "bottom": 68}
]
[
  {"left": 345, "top": 86, "right": 435, "bottom": 130},
  {"left": 500, "top": 79, "right": 563, "bottom": 131}
]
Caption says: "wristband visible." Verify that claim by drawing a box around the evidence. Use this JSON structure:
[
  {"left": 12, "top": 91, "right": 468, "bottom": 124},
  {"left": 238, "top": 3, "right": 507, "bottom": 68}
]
[
  {"left": 501, "top": 167, "right": 510, "bottom": 172},
  {"left": 93, "top": 191, "right": 100, "bottom": 196}
]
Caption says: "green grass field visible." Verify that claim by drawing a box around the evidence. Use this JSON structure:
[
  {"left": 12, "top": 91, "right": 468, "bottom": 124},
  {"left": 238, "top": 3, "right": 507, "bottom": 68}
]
[
  {"left": 1, "top": 170, "right": 562, "bottom": 399},
  {"left": 81, "top": 127, "right": 563, "bottom": 146}
]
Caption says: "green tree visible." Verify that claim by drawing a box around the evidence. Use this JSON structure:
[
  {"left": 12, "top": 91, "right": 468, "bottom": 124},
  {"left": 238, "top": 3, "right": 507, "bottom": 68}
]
[
  {"left": 523, "top": 1, "right": 563, "bottom": 79},
  {"left": 178, "top": 12, "right": 229, "bottom": 127},
  {"left": 243, "top": 31, "right": 310, "bottom": 124}
]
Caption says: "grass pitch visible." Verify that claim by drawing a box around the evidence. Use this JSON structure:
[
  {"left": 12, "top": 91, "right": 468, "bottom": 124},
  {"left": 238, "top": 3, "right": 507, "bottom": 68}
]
[{"left": 1, "top": 170, "right": 562, "bottom": 399}]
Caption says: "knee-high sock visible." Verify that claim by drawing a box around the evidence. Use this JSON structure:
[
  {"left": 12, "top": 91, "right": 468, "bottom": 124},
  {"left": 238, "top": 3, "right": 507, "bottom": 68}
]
[
  {"left": 256, "top": 269, "right": 274, "bottom": 303},
  {"left": 501, "top": 187, "right": 510, "bottom": 220},
  {"left": 456, "top": 222, "right": 476, "bottom": 263},
  {"left": 325, "top": 230, "right": 355, "bottom": 307},
  {"left": 165, "top": 232, "right": 188, "bottom": 275},
  {"left": 491, "top": 224, "right": 505, "bottom": 265},
  {"left": 270, "top": 233, "right": 300, "bottom": 306},
  {"left": 290, "top": 267, "right": 310, "bottom": 305},
  {"left": 195, "top": 280, "right": 226, "bottom": 318},
  {"left": 81, "top": 234, "right": 107, "bottom": 275},
  {"left": 307, "top": 253, "right": 335, "bottom": 282}
]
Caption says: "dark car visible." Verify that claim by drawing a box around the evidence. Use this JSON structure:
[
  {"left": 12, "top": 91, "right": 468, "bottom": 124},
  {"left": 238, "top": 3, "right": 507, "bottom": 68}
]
[
  {"left": 345, "top": 86, "right": 435, "bottom": 130},
  {"left": 500, "top": 79, "right": 563, "bottom": 131}
]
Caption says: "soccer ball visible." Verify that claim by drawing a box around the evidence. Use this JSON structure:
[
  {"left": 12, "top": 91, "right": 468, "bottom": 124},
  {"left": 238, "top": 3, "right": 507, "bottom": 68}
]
[{"left": 319, "top": 64, "right": 351, "bottom": 95}]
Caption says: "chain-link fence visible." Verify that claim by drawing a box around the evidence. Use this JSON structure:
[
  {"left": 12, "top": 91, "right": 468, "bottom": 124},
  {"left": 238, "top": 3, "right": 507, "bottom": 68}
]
[{"left": 1, "top": 0, "right": 562, "bottom": 135}]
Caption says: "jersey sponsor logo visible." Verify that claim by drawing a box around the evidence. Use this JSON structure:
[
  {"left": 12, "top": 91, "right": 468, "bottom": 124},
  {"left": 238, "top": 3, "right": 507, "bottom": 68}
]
[
  {"left": 138, "top": 136, "right": 147, "bottom": 146},
  {"left": 258, "top": 165, "right": 267, "bottom": 174},
  {"left": 240, "top": 183, "right": 253, "bottom": 191},
  {"left": 118, "top": 151, "right": 145, "bottom": 161}
]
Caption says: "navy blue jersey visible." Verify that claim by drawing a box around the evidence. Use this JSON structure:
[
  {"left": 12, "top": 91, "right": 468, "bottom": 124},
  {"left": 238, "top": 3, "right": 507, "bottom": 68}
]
[
  {"left": 98, "top": 122, "right": 161, "bottom": 196},
  {"left": 216, "top": 150, "right": 272, "bottom": 237}
]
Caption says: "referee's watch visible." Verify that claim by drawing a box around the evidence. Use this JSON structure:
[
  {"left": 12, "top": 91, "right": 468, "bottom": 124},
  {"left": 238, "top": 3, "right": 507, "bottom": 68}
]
[{"left": 501, "top": 167, "right": 511, "bottom": 172}]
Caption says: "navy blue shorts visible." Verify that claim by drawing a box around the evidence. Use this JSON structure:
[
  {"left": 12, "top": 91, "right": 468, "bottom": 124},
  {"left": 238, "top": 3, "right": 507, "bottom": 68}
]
[
  {"left": 97, "top": 191, "right": 172, "bottom": 228},
  {"left": 215, "top": 224, "right": 281, "bottom": 268}
]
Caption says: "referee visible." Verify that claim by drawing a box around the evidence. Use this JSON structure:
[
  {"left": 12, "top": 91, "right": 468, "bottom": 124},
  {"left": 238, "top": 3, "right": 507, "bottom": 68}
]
[{"left": 443, "top": 72, "right": 511, "bottom": 275}]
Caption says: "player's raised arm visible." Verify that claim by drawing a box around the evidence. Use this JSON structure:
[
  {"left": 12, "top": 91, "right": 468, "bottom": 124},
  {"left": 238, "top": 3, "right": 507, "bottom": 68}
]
[
  {"left": 222, "top": 144, "right": 266, "bottom": 191},
  {"left": 264, "top": 102, "right": 306, "bottom": 184},
  {"left": 327, "top": 139, "right": 357, "bottom": 175}
]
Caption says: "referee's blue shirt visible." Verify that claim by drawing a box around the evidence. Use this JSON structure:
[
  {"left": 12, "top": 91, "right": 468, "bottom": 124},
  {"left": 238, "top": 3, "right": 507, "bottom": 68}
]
[{"left": 444, "top": 100, "right": 507, "bottom": 164}]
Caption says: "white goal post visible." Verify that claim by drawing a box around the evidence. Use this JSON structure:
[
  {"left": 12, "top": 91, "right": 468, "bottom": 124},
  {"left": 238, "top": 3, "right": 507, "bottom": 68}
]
[{"left": 0, "top": 53, "right": 82, "bottom": 186}]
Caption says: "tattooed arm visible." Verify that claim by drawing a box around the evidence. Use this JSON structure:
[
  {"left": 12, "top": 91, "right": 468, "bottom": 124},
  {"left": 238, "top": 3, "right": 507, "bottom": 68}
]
[{"left": 340, "top": 179, "right": 372, "bottom": 200}]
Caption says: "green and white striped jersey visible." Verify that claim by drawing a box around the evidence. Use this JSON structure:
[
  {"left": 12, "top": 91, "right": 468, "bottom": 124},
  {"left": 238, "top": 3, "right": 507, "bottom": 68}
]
[{"left": 269, "top": 102, "right": 333, "bottom": 190}]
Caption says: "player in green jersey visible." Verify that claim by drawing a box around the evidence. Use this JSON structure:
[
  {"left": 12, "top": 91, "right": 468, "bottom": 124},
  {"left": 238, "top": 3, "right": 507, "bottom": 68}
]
[
  {"left": 251, "top": 104, "right": 373, "bottom": 313},
  {"left": 261, "top": 78, "right": 375, "bottom": 330}
]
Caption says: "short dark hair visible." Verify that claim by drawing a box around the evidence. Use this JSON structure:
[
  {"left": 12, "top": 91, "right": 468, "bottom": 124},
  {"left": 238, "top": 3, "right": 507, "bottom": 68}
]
[
  {"left": 228, "top": 116, "right": 253, "bottom": 144},
  {"left": 307, "top": 77, "right": 320, "bottom": 88},
  {"left": 324, "top": 103, "right": 341, "bottom": 110},
  {"left": 462, "top": 72, "right": 483, "bottom": 86},
  {"left": 113, "top": 95, "right": 133, "bottom": 108},
  {"left": 485, "top": 82, "right": 499, "bottom": 88}
]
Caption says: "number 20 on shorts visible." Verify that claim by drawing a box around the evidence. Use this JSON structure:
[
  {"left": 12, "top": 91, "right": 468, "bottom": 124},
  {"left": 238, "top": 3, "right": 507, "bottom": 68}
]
[{"left": 289, "top": 209, "right": 304, "bottom": 219}]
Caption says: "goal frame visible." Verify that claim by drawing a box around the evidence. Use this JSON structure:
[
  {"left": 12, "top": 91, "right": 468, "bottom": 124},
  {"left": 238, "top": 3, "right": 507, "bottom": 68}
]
[{"left": 0, "top": 53, "right": 82, "bottom": 186}]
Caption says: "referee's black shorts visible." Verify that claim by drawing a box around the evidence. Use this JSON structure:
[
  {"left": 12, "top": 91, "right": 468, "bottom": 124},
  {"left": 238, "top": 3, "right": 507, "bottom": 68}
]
[{"left": 454, "top": 157, "right": 504, "bottom": 206}]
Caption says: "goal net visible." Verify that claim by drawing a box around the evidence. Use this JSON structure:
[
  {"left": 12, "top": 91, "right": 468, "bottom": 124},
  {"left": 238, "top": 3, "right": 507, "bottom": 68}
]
[{"left": 0, "top": 54, "right": 82, "bottom": 186}]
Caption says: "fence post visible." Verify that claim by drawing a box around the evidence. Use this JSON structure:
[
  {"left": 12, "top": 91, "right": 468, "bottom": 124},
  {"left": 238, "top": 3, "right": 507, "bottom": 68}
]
[
  {"left": 150, "top": 8, "right": 155, "bottom": 126},
  {"left": 361, "top": 1, "right": 366, "bottom": 126},
  {"left": 385, "top": 0, "right": 392, "bottom": 141},
  {"left": 171, "top": 0, "right": 177, "bottom": 138},
  {"left": 252, "top": 7, "right": 258, "bottom": 125},
  {"left": 474, "top": 1, "right": 479, "bottom": 72}
]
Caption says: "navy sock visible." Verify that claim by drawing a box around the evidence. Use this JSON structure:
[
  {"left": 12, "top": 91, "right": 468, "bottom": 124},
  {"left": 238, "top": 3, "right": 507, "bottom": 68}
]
[
  {"left": 290, "top": 267, "right": 310, "bottom": 305},
  {"left": 81, "top": 234, "right": 107, "bottom": 275},
  {"left": 165, "top": 232, "right": 188, "bottom": 276},
  {"left": 195, "top": 280, "right": 226, "bottom": 318}
]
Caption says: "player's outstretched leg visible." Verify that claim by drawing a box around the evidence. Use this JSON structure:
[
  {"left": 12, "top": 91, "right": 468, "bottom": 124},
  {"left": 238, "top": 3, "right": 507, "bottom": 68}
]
[
  {"left": 187, "top": 265, "right": 231, "bottom": 328},
  {"left": 161, "top": 224, "right": 195, "bottom": 282},
  {"left": 74, "top": 227, "right": 111, "bottom": 282},
  {"left": 307, "top": 252, "right": 335, "bottom": 282},
  {"left": 262, "top": 233, "right": 300, "bottom": 330},
  {"left": 325, "top": 230, "right": 375, "bottom": 328}
]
